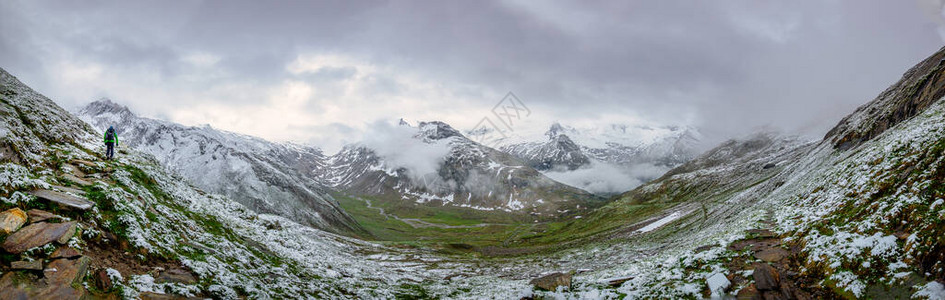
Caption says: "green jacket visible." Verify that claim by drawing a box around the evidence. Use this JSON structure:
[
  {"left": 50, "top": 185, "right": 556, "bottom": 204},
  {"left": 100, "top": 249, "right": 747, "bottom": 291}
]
[{"left": 103, "top": 130, "right": 118, "bottom": 144}]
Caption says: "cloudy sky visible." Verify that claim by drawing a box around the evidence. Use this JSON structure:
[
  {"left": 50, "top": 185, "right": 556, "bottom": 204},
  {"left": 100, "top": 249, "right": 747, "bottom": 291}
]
[{"left": 1, "top": 1, "right": 943, "bottom": 152}]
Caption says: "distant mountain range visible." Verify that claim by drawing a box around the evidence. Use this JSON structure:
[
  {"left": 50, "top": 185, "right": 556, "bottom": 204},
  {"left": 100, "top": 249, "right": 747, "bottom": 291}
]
[
  {"left": 320, "top": 120, "right": 604, "bottom": 219},
  {"left": 469, "top": 121, "right": 701, "bottom": 194}
]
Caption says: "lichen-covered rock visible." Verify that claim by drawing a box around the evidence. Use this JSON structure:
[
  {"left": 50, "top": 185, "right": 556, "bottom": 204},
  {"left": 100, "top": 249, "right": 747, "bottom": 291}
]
[
  {"left": 1, "top": 221, "right": 77, "bottom": 253},
  {"left": 0, "top": 207, "right": 27, "bottom": 234}
]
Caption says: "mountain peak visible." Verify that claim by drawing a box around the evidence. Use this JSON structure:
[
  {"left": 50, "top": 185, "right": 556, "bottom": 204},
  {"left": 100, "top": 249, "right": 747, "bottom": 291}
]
[
  {"left": 79, "top": 98, "right": 136, "bottom": 118},
  {"left": 546, "top": 122, "right": 566, "bottom": 138},
  {"left": 417, "top": 121, "right": 463, "bottom": 140},
  {"left": 398, "top": 118, "right": 412, "bottom": 127}
]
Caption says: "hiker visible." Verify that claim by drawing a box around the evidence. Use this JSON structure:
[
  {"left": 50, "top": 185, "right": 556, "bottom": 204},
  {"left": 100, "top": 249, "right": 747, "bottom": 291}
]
[{"left": 104, "top": 126, "right": 118, "bottom": 160}]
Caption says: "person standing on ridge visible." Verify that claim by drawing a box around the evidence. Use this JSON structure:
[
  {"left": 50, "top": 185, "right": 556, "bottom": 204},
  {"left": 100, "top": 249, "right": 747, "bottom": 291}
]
[{"left": 104, "top": 126, "right": 118, "bottom": 160}]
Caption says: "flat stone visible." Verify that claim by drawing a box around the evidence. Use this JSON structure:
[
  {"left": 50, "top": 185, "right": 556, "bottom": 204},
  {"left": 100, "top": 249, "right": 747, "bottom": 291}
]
[
  {"left": 30, "top": 189, "right": 95, "bottom": 210},
  {"left": 27, "top": 209, "right": 60, "bottom": 223},
  {"left": 530, "top": 272, "right": 571, "bottom": 291},
  {"left": 44, "top": 256, "right": 91, "bottom": 291},
  {"left": 50, "top": 184, "right": 86, "bottom": 196},
  {"left": 63, "top": 164, "right": 86, "bottom": 178},
  {"left": 50, "top": 247, "right": 82, "bottom": 259},
  {"left": 606, "top": 276, "right": 634, "bottom": 287},
  {"left": 71, "top": 159, "right": 97, "bottom": 168},
  {"left": 0, "top": 207, "right": 27, "bottom": 234},
  {"left": 1, "top": 221, "right": 77, "bottom": 254},
  {"left": 755, "top": 248, "right": 789, "bottom": 262},
  {"left": 0, "top": 257, "right": 89, "bottom": 299},
  {"left": 11, "top": 260, "right": 43, "bottom": 270},
  {"left": 752, "top": 263, "right": 780, "bottom": 291},
  {"left": 156, "top": 268, "right": 198, "bottom": 285},
  {"left": 61, "top": 174, "right": 92, "bottom": 186}
]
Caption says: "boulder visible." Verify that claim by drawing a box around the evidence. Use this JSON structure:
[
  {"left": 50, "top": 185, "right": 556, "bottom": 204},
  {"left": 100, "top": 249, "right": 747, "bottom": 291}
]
[
  {"left": 26, "top": 209, "right": 60, "bottom": 223},
  {"left": 706, "top": 272, "right": 731, "bottom": 296},
  {"left": 752, "top": 263, "right": 780, "bottom": 291},
  {"left": 1, "top": 221, "right": 77, "bottom": 253},
  {"left": 530, "top": 272, "right": 571, "bottom": 291},
  {"left": 0, "top": 207, "right": 27, "bottom": 234},
  {"left": 11, "top": 260, "right": 43, "bottom": 270},
  {"left": 30, "top": 189, "right": 95, "bottom": 210},
  {"left": 50, "top": 247, "right": 82, "bottom": 259},
  {"left": 755, "top": 248, "right": 789, "bottom": 262},
  {"left": 156, "top": 268, "right": 198, "bottom": 285}
]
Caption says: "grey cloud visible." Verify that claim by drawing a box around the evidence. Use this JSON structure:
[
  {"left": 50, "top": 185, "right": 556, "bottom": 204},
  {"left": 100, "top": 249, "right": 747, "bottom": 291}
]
[{"left": 0, "top": 0, "right": 941, "bottom": 149}]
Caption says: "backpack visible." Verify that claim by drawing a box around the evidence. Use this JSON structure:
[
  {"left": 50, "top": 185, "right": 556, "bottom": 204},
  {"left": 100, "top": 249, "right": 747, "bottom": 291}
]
[{"left": 106, "top": 129, "right": 115, "bottom": 141}]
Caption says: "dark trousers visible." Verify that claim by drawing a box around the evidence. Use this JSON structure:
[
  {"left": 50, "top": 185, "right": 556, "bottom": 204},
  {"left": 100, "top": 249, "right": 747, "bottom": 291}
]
[{"left": 105, "top": 143, "right": 115, "bottom": 159}]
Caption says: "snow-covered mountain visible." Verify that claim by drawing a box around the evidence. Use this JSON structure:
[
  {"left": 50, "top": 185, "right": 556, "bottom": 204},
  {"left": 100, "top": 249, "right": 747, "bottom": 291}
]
[
  {"left": 471, "top": 122, "right": 701, "bottom": 195},
  {"left": 76, "top": 99, "right": 364, "bottom": 235},
  {"left": 322, "top": 120, "right": 604, "bottom": 218}
]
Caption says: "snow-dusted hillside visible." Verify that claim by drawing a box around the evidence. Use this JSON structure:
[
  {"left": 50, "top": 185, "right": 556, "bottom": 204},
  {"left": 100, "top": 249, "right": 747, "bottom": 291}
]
[
  {"left": 323, "top": 120, "right": 603, "bottom": 217},
  {"left": 473, "top": 122, "right": 701, "bottom": 195},
  {"left": 75, "top": 100, "right": 363, "bottom": 235}
]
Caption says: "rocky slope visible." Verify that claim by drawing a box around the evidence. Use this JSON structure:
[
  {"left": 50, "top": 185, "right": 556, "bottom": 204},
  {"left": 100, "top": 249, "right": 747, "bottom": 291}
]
[
  {"left": 323, "top": 121, "right": 603, "bottom": 219},
  {"left": 76, "top": 99, "right": 364, "bottom": 236},
  {"left": 523, "top": 46, "right": 945, "bottom": 299}
]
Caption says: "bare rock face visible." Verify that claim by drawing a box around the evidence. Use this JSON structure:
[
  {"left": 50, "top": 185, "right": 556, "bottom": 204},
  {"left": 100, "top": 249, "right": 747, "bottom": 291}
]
[
  {"left": 1, "top": 221, "right": 77, "bottom": 253},
  {"left": 0, "top": 207, "right": 27, "bottom": 234},
  {"left": 30, "top": 189, "right": 95, "bottom": 210},
  {"left": 530, "top": 272, "right": 572, "bottom": 291},
  {"left": 826, "top": 46, "right": 945, "bottom": 150}
]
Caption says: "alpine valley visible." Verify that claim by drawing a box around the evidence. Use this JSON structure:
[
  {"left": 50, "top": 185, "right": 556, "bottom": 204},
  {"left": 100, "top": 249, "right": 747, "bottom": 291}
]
[{"left": 0, "top": 45, "right": 944, "bottom": 299}]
